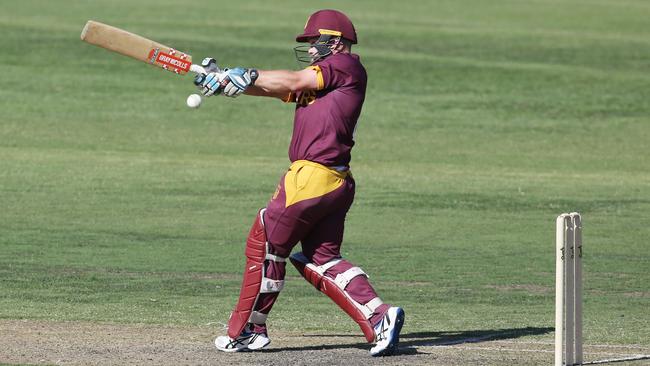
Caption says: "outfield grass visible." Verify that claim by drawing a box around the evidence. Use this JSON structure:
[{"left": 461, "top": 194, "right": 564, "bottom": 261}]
[{"left": 1, "top": 0, "right": 649, "bottom": 357}]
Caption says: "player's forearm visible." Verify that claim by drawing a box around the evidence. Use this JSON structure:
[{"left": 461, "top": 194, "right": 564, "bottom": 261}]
[
  {"left": 253, "top": 70, "right": 308, "bottom": 94},
  {"left": 214, "top": 67, "right": 317, "bottom": 100},
  {"left": 244, "top": 85, "right": 286, "bottom": 99}
]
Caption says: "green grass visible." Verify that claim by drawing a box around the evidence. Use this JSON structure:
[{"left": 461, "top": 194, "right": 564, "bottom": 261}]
[{"left": 1, "top": 0, "right": 649, "bottom": 352}]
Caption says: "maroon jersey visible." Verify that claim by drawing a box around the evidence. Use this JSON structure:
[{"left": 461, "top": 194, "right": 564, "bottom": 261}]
[{"left": 288, "top": 53, "right": 367, "bottom": 167}]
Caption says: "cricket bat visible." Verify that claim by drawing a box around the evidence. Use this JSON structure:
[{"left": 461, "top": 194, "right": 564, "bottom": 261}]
[{"left": 80, "top": 20, "right": 207, "bottom": 75}]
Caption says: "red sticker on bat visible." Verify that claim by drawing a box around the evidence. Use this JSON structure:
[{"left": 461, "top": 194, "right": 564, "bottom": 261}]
[{"left": 148, "top": 48, "right": 191, "bottom": 73}]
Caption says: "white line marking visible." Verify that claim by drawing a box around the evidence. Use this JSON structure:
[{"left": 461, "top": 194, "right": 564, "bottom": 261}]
[
  {"left": 417, "top": 335, "right": 650, "bottom": 351},
  {"left": 433, "top": 345, "right": 650, "bottom": 359},
  {"left": 488, "top": 340, "right": 650, "bottom": 350},
  {"left": 583, "top": 355, "right": 650, "bottom": 365}
]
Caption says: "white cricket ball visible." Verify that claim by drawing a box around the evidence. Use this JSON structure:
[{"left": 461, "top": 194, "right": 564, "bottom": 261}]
[{"left": 186, "top": 94, "right": 202, "bottom": 109}]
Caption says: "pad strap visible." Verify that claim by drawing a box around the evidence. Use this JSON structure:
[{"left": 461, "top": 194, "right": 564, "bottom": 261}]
[
  {"left": 366, "top": 297, "right": 383, "bottom": 312},
  {"left": 359, "top": 297, "right": 383, "bottom": 318},
  {"left": 228, "top": 209, "right": 288, "bottom": 337},
  {"left": 315, "top": 259, "right": 341, "bottom": 274},
  {"left": 261, "top": 244, "right": 286, "bottom": 293},
  {"left": 249, "top": 311, "right": 268, "bottom": 324},
  {"left": 334, "top": 267, "right": 367, "bottom": 289},
  {"left": 318, "top": 262, "right": 377, "bottom": 318},
  {"left": 260, "top": 277, "right": 285, "bottom": 293},
  {"left": 290, "top": 252, "right": 381, "bottom": 343},
  {"left": 265, "top": 253, "right": 286, "bottom": 262},
  {"left": 293, "top": 252, "right": 341, "bottom": 275}
]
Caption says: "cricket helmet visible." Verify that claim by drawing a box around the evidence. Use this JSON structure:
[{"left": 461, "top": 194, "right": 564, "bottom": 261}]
[
  {"left": 294, "top": 9, "right": 357, "bottom": 64},
  {"left": 296, "top": 9, "right": 357, "bottom": 44}
]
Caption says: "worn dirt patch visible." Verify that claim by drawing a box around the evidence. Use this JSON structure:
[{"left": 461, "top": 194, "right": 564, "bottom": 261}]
[{"left": 1, "top": 320, "right": 648, "bottom": 365}]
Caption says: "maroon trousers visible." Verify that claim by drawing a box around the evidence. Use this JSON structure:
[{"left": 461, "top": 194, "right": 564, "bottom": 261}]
[{"left": 250, "top": 162, "right": 389, "bottom": 332}]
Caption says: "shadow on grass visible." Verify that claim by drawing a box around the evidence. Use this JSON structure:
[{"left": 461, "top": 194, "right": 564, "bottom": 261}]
[
  {"left": 399, "top": 326, "right": 554, "bottom": 347},
  {"left": 263, "top": 326, "right": 553, "bottom": 354}
]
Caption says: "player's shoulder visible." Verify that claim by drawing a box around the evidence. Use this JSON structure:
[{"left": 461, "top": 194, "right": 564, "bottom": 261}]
[
  {"left": 319, "top": 53, "right": 364, "bottom": 71},
  {"left": 321, "top": 53, "right": 368, "bottom": 83}
]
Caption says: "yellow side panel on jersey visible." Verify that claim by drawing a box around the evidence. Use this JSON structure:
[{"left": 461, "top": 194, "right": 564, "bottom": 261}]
[{"left": 284, "top": 160, "right": 347, "bottom": 207}]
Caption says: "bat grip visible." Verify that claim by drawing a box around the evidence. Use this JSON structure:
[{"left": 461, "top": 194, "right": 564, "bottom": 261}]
[{"left": 190, "top": 64, "right": 207, "bottom": 74}]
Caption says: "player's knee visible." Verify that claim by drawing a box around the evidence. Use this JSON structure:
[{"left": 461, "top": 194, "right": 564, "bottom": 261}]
[
  {"left": 310, "top": 251, "right": 344, "bottom": 268},
  {"left": 266, "top": 241, "right": 292, "bottom": 259}
]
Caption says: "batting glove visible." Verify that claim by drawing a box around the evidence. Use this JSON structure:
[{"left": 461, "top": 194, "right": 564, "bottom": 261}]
[
  {"left": 195, "top": 72, "right": 225, "bottom": 97},
  {"left": 221, "top": 68, "right": 259, "bottom": 98},
  {"left": 194, "top": 57, "right": 225, "bottom": 97}
]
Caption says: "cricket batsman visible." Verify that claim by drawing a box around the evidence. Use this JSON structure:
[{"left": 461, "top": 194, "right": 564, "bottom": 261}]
[{"left": 194, "top": 9, "right": 405, "bottom": 356}]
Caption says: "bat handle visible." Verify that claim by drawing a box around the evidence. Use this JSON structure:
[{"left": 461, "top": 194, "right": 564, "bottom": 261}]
[
  {"left": 190, "top": 64, "right": 207, "bottom": 74},
  {"left": 187, "top": 64, "right": 206, "bottom": 107},
  {"left": 190, "top": 58, "right": 220, "bottom": 75}
]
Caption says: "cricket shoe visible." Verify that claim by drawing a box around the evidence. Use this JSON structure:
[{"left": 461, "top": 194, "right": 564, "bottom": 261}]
[
  {"left": 214, "top": 325, "right": 270, "bottom": 352},
  {"left": 370, "top": 306, "right": 405, "bottom": 357}
]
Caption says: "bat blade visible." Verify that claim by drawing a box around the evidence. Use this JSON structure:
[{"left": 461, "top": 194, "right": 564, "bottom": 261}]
[{"left": 80, "top": 20, "right": 193, "bottom": 74}]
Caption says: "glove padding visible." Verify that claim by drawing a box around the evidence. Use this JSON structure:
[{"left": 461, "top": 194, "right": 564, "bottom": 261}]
[
  {"left": 194, "top": 65, "right": 258, "bottom": 98},
  {"left": 195, "top": 71, "right": 225, "bottom": 97},
  {"left": 221, "top": 68, "right": 258, "bottom": 98},
  {"left": 194, "top": 57, "right": 224, "bottom": 97}
]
